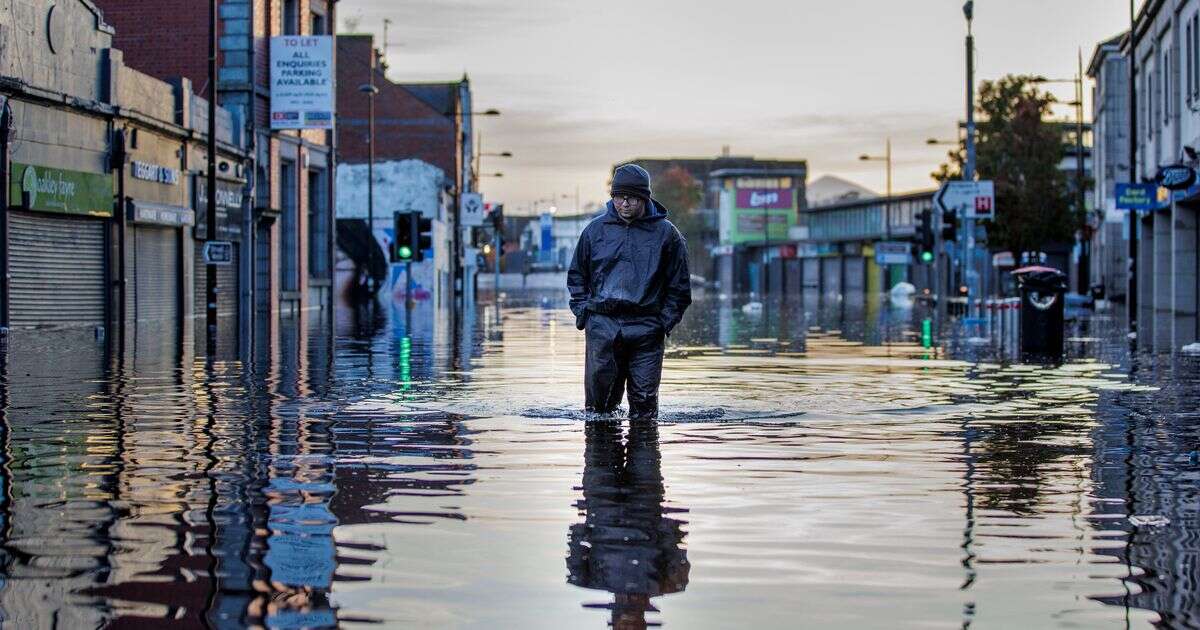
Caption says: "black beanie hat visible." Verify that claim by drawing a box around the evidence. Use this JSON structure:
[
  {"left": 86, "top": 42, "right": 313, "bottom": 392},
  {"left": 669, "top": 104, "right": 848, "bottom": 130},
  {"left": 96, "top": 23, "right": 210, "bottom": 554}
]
[{"left": 611, "top": 164, "right": 652, "bottom": 202}]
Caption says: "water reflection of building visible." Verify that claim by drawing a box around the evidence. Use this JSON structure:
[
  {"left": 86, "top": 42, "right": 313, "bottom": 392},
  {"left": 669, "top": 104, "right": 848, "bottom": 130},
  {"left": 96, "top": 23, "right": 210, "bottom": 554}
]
[{"left": 567, "top": 423, "right": 689, "bottom": 628}]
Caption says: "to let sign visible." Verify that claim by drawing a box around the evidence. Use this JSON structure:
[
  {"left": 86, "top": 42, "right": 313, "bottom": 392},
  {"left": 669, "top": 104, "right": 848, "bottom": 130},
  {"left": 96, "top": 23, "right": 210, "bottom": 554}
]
[{"left": 269, "top": 36, "right": 335, "bottom": 130}]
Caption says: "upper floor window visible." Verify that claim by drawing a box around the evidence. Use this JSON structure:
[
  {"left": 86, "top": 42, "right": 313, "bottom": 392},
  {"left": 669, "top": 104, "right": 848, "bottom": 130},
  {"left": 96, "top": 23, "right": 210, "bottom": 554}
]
[
  {"left": 283, "top": 0, "right": 300, "bottom": 35},
  {"left": 311, "top": 12, "right": 327, "bottom": 35}
]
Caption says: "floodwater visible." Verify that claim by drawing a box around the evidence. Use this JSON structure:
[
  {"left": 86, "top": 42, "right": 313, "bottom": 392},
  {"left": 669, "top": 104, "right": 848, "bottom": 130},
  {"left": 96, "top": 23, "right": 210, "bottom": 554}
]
[{"left": 0, "top": 290, "right": 1197, "bottom": 629}]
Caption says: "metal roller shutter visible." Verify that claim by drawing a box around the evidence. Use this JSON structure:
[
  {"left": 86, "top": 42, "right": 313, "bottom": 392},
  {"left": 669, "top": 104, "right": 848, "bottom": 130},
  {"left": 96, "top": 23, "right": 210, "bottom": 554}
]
[
  {"left": 132, "top": 225, "right": 180, "bottom": 324},
  {"left": 844, "top": 257, "right": 866, "bottom": 292},
  {"left": 9, "top": 212, "right": 106, "bottom": 328},
  {"left": 194, "top": 242, "right": 240, "bottom": 357},
  {"left": 821, "top": 257, "right": 842, "bottom": 296}
]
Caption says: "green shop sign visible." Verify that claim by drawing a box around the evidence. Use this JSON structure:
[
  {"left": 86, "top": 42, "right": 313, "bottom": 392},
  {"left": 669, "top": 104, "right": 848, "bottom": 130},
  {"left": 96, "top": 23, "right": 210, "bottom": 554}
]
[{"left": 9, "top": 162, "right": 113, "bottom": 217}]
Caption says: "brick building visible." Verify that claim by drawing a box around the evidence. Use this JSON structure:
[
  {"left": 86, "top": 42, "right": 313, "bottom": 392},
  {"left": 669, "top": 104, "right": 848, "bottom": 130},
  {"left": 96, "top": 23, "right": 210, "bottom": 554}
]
[
  {"left": 334, "top": 34, "right": 475, "bottom": 306},
  {"left": 94, "top": 0, "right": 338, "bottom": 352}
]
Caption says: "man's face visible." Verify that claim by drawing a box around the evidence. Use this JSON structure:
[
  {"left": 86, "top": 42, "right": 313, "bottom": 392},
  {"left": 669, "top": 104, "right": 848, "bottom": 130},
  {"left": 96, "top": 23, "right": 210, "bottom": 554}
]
[{"left": 613, "top": 195, "right": 645, "bottom": 221}]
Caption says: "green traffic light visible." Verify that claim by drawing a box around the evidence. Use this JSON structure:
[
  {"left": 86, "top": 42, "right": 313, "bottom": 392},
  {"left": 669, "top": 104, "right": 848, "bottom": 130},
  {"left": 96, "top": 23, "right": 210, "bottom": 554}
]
[
  {"left": 920, "top": 251, "right": 934, "bottom": 263},
  {"left": 397, "top": 245, "right": 413, "bottom": 260}
]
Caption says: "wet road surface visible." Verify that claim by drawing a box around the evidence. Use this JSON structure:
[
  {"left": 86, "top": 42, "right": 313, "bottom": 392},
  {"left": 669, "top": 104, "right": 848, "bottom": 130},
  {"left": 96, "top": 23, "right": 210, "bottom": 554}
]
[{"left": 0, "top": 292, "right": 1196, "bottom": 628}]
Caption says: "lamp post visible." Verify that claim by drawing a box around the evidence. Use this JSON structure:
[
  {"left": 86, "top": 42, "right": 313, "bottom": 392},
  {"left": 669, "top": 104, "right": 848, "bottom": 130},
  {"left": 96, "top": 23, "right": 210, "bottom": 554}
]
[
  {"left": 1035, "top": 71, "right": 1089, "bottom": 293},
  {"left": 963, "top": 0, "right": 979, "bottom": 318},
  {"left": 453, "top": 109, "right": 500, "bottom": 303},
  {"left": 1128, "top": 0, "right": 1138, "bottom": 336},
  {"left": 205, "top": 0, "right": 218, "bottom": 356},
  {"left": 358, "top": 82, "right": 380, "bottom": 295},
  {"left": 860, "top": 138, "right": 894, "bottom": 289}
]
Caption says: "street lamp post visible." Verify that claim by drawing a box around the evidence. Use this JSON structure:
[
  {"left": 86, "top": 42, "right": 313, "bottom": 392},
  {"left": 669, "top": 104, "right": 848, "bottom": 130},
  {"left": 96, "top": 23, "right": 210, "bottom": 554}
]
[
  {"left": 205, "top": 0, "right": 218, "bottom": 356},
  {"left": 860, "top": 138, "right": 893, "bottom": 289},
  {"left": 358, "top": 82, "right": 380, "bottom": 295},
  {"left": 453, "top": 109, "right": 500, "bottom": 304},
  {"left": 964, "top": 0, "right": 979, "bottom": 319}
]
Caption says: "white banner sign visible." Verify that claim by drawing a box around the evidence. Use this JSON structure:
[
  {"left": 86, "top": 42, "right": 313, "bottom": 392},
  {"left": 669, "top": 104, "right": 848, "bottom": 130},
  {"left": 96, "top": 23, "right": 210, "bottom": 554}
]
[{"left": 270, "top": 36, "right": 335, "bottom": 130}]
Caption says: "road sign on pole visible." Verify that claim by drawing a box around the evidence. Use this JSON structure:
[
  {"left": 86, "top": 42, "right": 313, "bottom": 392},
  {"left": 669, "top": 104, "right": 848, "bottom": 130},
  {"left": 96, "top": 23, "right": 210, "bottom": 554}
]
[
  {"left": 935, "top": 180, "right": 995, "bottom": 220},
  {"left": 203, "top": 240, "right": 234, "bottom": 265},
  {"left": 461, "top": 193, "right": 484, "bottom": 227}
]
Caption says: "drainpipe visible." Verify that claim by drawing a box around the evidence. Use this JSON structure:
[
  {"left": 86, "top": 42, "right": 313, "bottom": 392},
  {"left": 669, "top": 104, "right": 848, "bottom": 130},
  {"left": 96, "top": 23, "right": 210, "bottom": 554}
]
[
  {"left": 113, "top": 128, "right": 128, "bottom": 338},
  {"left": 0, "top": 98, "right": 11, "bottom": 331}
]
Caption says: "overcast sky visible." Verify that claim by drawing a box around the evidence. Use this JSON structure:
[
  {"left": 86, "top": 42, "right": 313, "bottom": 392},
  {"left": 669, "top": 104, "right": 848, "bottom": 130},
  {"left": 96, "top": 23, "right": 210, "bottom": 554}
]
[{"left": 338, "top": 1, "right": 1132, "bottom": 214}]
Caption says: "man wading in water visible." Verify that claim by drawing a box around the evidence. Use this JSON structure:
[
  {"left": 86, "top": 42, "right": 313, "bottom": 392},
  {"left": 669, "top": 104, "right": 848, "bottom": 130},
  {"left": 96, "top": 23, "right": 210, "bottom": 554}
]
[{"left": 567, "top": 164, "right": 692, "bottom": 420}]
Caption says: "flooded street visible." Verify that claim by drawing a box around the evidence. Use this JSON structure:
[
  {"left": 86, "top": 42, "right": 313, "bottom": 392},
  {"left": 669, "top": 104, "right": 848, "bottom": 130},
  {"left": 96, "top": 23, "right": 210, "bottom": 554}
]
[{"left": 0, "top": 291, "right": 1196, "bottom": 628}]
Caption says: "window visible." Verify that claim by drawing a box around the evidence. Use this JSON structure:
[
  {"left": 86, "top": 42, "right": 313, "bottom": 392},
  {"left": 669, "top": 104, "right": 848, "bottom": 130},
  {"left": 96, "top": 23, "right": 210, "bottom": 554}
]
[
  {"left": 308, "top": 169, "right": 329, "bottom": 279},
  {"left": 283, "top": 0, "right": 299, "bottom": 35},
  {"left": 1162, "top": 47, "right": 1170, "bottom": 126},
  {"left": 1192, "top": 14, "right": 1200, "bottom": 102},
  {"left": 311, "top": 12, "right": 326, "bottom": 35},
  {"left": 1187, "top": 21, "right": 1193, "bottom": 104},
  {"left": 280, "top": 159, "right": 299, "bottom": 292}
]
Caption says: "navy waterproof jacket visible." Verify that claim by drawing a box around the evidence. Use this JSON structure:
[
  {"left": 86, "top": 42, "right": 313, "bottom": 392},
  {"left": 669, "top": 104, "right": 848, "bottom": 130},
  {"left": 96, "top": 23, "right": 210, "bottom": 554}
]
[{"left": 567, "top": 199, "right": 692, "bottom": 334}]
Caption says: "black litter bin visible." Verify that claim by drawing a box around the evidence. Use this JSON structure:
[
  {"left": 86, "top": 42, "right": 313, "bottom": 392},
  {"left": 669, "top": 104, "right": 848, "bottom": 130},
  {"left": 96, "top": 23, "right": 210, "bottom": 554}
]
[{"left": 1012, "top": 265, "right": 1068, "bottom": 362}]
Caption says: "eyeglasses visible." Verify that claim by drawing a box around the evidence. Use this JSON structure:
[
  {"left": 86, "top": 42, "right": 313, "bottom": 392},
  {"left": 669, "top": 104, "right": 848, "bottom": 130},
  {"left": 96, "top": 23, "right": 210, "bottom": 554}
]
[{"left": 612, "top": 195, "right": 643, "bottom": 206}]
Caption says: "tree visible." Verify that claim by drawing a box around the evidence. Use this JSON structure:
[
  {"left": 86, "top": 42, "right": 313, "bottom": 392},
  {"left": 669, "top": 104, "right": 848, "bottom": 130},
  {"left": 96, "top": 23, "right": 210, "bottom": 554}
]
[
  {"left": 654, "top": 165, "right": 709, "bottom": 277},
  {"left": 933, "top": 75, "right": 1081, "bottom": 256}
]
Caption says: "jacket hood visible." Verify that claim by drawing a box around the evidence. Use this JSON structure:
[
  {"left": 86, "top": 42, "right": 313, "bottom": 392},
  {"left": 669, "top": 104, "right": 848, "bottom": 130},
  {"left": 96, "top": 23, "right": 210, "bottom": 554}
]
[{"left": 603, "top": 198, "right": 668, "bottom": 224}]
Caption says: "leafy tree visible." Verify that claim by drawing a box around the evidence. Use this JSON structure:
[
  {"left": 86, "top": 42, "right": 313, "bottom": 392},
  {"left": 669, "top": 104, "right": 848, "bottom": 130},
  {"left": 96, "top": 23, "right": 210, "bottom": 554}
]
[
  {"left": 654, "top": 165, "right": 709, "bottom": 276},
  {"left": 933, "top": 75, "right": 1081, "bottom": 255}
]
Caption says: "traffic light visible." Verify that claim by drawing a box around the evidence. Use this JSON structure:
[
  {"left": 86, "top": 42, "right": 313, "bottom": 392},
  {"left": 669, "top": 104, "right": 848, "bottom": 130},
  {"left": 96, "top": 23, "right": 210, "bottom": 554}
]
[
  {"left": 489, "top": 203, "right": 505, "bottom": 251},
  {"left": 916, "top": 208, "right": 934, "bottom": 263},
  {"left": 941, "top": 209, "right": 959, "bottom": 242},
  {"left": 416, "top": 216, "right": 433, "bottom": 262},
  {"left": 393, "top": 212, "right": 416, "bottom": 262}
]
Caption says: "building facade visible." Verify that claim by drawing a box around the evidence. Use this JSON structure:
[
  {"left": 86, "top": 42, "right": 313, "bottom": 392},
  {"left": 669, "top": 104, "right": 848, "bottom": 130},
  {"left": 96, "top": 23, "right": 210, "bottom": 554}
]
[
  {"left": 333, "top": 35, "right": 475, "bottom": 307},
  {"left": 0, "top": 0, "right": 249, "bottom": 359},
  {"left": 621, "top": 155, "right": 809, "bottom": 292},
  {"left": 1088, "top": 34, "right": 1132, "bottom": 303},
  {"left": 1124, "top": 0, "right": 1200, "bottom": 352},
  {"left": 94, "top": 0, "right": 339, "bottom": 355}
]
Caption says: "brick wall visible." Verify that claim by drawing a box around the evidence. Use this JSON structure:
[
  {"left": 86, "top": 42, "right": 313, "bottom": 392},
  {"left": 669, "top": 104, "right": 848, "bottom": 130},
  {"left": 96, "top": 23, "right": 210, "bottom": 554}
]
[
  {"left": 336, "top": 35, "right": 456, "bottom": 176},
  {"left": 93, "top": 0, "right": 212, "bottom": 96}
]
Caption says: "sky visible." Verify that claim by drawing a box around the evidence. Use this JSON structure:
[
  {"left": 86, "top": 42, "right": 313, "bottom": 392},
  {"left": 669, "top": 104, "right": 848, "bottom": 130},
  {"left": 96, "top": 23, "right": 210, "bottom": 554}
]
[{"left": 338, "top": 0, "right": 1133, "bottom": 215}]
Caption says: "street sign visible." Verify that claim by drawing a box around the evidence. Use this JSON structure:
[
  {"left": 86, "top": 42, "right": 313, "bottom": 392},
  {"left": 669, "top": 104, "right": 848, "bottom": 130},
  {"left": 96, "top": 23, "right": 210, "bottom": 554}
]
[
  {"left": 461, "top": 193, "right": 484, "bottom": 227},
  {"left": 203, "top": 240, "right": 234, "bottom": 265},
  {"left": 935, "top": 180, "right": 995, "bottom": 220},
  {"left": 1115, "top": 183, "right": 1161, "bottom": 210},
  {"left": 875, "top": 241, "right": 912, "bottom": 265}
]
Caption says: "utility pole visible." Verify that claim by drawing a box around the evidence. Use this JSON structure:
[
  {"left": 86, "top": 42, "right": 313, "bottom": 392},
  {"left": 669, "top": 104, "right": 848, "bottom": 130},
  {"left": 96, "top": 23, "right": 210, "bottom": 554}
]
[
  {"left": 358, "top": 62, "right": 380, "bottom": 296},
  {"left": 963, "top": 0, "right": 978, "bottom": 318},
  {"left": 1128, "top": 0, "right": 1139, "bottom": 335},
  {"left": 205, "top": 0, "right": 219, "bottom": 357},
  {"left": 1076, "top": 49, "right": 1088, "bottom": 295}
]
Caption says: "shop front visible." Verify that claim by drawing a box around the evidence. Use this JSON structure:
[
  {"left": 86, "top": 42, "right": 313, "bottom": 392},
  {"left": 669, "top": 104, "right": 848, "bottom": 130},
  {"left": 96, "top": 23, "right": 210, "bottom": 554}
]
[
  {"left": 124, "top": 149, "right": 191, "bottom": 336},
  {"left": 6, "top": 161, "right": 113, "bottom": 329},
  {"left": 193, "top": 172, "right": 247, "bottom": 355}
]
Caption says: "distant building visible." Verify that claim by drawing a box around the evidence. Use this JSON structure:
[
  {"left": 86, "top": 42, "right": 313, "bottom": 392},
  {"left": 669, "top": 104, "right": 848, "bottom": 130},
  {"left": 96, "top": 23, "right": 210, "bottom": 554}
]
[
  {"left": 1088, "top": 33, "right": 1131, "bottom": 303},
  {"left": 616, "top": 155, "right": 809, "bottom": 291},
  {"left": 806, "top": 175, "right": 878, "bottom": 208},
  {"left": 334, "top": 35, "right": 475, "bottom": 306}
]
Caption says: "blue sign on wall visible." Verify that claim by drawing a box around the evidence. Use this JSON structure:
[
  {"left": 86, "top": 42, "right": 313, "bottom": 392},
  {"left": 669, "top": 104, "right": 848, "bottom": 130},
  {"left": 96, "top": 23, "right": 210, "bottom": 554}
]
[{"left": 1114, "top": 183, "right": 1160, "bottom": 210}]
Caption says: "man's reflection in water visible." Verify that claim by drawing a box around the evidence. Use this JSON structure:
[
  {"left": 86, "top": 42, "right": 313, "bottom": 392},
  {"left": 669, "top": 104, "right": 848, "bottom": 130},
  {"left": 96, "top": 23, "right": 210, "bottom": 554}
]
[{"left": 567, "top": 421, "right": 689, "bottom": 629}]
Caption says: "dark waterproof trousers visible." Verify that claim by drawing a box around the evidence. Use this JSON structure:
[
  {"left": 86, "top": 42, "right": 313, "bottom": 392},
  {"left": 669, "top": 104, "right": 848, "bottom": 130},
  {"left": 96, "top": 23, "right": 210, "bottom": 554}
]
[{"left": 584, "top": 313, "right": 665, "bottom": 419}]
